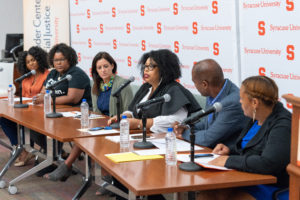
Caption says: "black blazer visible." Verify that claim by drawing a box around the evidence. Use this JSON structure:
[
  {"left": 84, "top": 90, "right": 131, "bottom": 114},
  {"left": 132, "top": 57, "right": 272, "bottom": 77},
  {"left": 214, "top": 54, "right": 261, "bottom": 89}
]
[
  {"left": 225, "top": 102, "right": 291, "bottom": 188},
  {"left": 128, "top": 81, "right": 201, "bottom": 119}
]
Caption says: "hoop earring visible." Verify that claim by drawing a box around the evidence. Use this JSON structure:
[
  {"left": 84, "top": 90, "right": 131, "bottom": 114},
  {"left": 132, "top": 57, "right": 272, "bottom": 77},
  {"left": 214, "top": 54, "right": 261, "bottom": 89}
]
[{"left": 252, "top": 109, "right": 256, "bottom": 122}]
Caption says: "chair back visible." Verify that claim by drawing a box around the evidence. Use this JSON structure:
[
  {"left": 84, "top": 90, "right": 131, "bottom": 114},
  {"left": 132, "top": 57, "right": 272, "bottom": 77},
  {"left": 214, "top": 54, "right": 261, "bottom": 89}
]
[{"left": 0, "top": 62, "right": 15, "bottom": 97}]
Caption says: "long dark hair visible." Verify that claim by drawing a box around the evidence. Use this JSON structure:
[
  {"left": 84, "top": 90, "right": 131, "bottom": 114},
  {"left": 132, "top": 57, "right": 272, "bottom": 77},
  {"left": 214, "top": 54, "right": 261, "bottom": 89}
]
[
  {"left": 91, "top": 52, "right": 117, "bottom": 95},
  {"left": 17, "top": 46, "right": 49, "bottom": 75}
]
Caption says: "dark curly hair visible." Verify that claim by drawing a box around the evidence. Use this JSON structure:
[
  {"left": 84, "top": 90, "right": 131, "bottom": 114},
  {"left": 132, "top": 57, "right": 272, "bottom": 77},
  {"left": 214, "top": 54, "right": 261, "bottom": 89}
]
[
  {"left": 48, "top": 43, "right": 78, "bottom": 67},
  {"left": 17, "top": 46, "right": 49, "bottom": 75},
  {"left": 138, "top": 49, "right": 181, "bottom": 84},
  {"left": 91, "top": 52, "right": 117, "bottom": 95}
]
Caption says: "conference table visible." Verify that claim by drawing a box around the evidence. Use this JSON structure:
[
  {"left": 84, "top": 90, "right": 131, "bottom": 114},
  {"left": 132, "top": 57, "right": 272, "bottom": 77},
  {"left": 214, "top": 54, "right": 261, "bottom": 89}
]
[
  {"left": 0, "top": 99, "right": 112, "bottom": 198},
  {"left": 0, "top": 99, "right": 277, "bottom": 199},
  {"left": 74, "top": 136, "right": 277, "bottom": 200}
]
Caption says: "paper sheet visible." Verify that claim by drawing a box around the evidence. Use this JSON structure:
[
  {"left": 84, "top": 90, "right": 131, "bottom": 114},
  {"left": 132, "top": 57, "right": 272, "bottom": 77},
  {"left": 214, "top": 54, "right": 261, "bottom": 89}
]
[
  {"left": 61, "top": 111, "right": 104, "bottom": 119},
  {"left": 87, "top": 129, "right": 119, "bottom": 135},
  {"left": 177, "top": 154, "right": 231, "bottom": 170},
  {"left": 151, "top": 138, "right": 203, "bottom": 151},
  {"left": 2, "top": 97, "right": 32, "bottom": 102},
  {"left": 105, "top": 152, "right": 163, "bottom": 163},
  {"left": 105, "top": 133, "right": 154, "bottom": 143}
]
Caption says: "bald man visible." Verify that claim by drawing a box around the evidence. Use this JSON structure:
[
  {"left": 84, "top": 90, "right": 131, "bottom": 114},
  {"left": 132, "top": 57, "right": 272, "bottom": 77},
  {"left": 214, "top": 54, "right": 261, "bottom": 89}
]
[{"left": 174, "top": 59, "right": 246, "bottom": 148}]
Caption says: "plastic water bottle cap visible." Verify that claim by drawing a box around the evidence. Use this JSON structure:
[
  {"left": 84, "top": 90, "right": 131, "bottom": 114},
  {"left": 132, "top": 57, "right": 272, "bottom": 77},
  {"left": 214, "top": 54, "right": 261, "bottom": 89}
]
[
  {"left": 122, "top": 115, "right": 127, "bottom": 119},
  {"left": 46, "top": 90, "right": 50, "bottom": 94},
  {"left": 167, "top": 128, "right": 173, "bottom": 132},
  {"left": 9, "top": 84, "right": 12, "bottom": 87},
  {"left": 82, "top": 99, "right": 86, "bottom": 102}
]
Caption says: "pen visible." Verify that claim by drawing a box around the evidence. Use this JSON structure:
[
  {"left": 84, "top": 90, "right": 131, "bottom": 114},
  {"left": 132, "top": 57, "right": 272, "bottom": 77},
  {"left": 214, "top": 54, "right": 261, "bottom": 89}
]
[{"left": 190, "top": 153, "right": 214, "bottom": 158}]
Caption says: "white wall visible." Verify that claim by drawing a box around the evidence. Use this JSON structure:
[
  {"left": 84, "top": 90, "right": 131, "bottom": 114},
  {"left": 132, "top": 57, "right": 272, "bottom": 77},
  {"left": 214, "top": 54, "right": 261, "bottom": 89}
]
[{"left": 0, "top": 0, "right": 23, "bottom": 54}]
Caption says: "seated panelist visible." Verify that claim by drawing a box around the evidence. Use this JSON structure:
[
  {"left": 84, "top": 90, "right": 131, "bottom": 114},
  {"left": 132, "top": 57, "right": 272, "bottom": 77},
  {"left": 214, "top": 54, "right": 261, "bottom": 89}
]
[
  {"left": 44, "top": 51, "right": 134, "bottom": 182},
  {"left": 205, "top": 76, "right": 291, "bottom": 200},
  {"left": 91, "top": 51, "right": 133, "bottom": 116},
  {"left": 0, "top": 46, "right": 49, "bottom": 167},
  {"left": 33, "top": 43, "right": 91, "bottom": 106},
  {"left": 174, "top": 59, "right": 246, "bottom": 148},
  {"left": 108, "top": 49, "right": 201, "bottom": 132},
  {"left": 30, "top": 43, "right": 91, "bottom": 178}
]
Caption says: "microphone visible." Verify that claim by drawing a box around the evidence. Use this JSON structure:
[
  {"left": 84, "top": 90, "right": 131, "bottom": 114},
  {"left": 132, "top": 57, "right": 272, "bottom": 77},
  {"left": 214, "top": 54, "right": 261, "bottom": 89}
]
[
  {"left": 46, "top": 74, "right": 72, "bottom": 90},
  {"left": 180, "top": 102, "right": 222, "bottom": 126},
  {"left": 0, "top": 67, "right": 3, "bottom": 72},
  {"left": 112, "top": 76, "right": 135, "bottom": 97},
  {"left": 15, "top": 70, "right": 36, "bottom": 82},
  {"left": 136, "top": 94, "right": 171, "bottom": 109}
]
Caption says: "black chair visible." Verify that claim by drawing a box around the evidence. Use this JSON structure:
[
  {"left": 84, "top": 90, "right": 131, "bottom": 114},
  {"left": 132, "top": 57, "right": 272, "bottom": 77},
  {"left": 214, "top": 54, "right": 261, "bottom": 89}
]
[{"left": 272, "top": 188, "right": 289, "bottom": 200}]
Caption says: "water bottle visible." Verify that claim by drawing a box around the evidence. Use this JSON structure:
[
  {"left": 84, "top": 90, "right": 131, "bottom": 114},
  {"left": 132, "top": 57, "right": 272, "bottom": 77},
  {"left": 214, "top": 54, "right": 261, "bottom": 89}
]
[
  {"left": 120, "top": 115, "right": 130, "bottom": 148},
  {"left": 80, "top": 99, "right": 89, "bottom": 129},
  {"left": 8, "top": 84, "right": 14, "bottom": 106},
  {"left": 165, "top": 127, "right": 177, "bottom": 166},
  {"left": 44, "top": 90, "right": 52, "bottom": 115}
]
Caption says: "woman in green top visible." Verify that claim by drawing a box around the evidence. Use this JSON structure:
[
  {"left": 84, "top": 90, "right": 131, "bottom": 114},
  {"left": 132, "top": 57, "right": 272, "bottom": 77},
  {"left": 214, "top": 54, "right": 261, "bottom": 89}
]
[
  {"left": 44, "top": 52, "right": 133, "bottom": 182},
  {"left": 91, "top": 52, "right": 133, "bottom": 116}
]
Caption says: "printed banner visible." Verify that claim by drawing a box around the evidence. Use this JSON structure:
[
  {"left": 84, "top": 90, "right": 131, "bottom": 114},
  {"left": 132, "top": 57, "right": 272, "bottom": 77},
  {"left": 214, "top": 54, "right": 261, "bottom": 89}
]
[
  {"left": 23, "top": 0, "right": 70, "bottom": 51},
  {"left": 239, "top": 0, "right": 300, "bottom": 109},
  {"left": 70, "top": 0, "right": 239, "bottom": 93}
]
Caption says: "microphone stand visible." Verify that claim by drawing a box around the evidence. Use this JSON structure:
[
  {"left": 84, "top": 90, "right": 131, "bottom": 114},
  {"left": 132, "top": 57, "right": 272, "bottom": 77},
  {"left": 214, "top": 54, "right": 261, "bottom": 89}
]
[
  {"left": 133, "top": 106, "right": 155, "bottom": 149},
  {"left": 179, "top": 124, "right": 203, "bottom": 171},
  {"left": 46, "top": 88, "right": 63, "bottom": 118},
  {"left": 110, "top": 93, "right": 121, "bottom": 129},
  {"left": 14, "top": 81, "right": 28, "bottom": 108}
]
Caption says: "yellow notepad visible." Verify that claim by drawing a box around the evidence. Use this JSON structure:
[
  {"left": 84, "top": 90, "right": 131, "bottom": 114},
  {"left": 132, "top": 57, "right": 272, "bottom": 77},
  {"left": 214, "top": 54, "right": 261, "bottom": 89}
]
[{"left": 105, "top": 152, "right": 163, "bottom": 163}]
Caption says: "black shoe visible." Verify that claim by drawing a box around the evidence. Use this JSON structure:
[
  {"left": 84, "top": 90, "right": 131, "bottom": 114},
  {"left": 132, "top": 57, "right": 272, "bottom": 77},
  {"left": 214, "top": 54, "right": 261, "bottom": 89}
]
[{"left": 35, "top": 164, "right": 57, "bottom": 177}]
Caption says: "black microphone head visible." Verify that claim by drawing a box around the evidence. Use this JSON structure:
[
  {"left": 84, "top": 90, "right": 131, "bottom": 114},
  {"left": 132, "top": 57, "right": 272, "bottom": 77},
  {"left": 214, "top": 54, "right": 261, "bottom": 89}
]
[
  {"left": 128, "top": 76, "right": 135, "bottom": 82},
  {"left": 31, "top": 70, "right": 36, "bottom": 75},
  {"left": 163, "top": 94, "right": 171, "bottom": 102},
  {"left": 213, "top": 102, "right": 222, "bottom": 112},
  {"left": 66, "top": 74, "right": 72, "bottom": 81}
]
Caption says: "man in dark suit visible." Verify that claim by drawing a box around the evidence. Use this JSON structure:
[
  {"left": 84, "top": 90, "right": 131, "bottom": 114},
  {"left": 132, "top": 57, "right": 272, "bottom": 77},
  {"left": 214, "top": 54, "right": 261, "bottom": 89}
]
[{"left": 174, "top": 59, "right": 246, "bottom": 148}]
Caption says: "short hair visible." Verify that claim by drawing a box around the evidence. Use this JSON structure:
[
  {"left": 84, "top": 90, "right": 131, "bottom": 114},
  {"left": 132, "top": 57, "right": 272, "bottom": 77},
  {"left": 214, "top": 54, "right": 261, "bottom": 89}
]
[
  {"left": 138, "top": 49, "right": 181, "bottom": 84},
  {"left": 17, "top": 46, "right": 49, "bottom": 75},
  {"left": 242, "top": 75, "right": 278, "bottom": 107},
  {"left": 193, "top": 59, "right": 224, "bottom": 87},
  {"left": 48, "top": 43, "right": 78, "bottom": 67},
  {"left": 91, "top": 52, "right": 117, "bottom": 95}
]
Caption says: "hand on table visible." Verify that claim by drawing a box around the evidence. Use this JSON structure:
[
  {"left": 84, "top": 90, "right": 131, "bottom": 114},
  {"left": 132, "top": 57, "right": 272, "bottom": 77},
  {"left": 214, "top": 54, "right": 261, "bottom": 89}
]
[
  {"left": 173, "top": 121, "right": 188, "bottom": 137},
  {"left": 212, "top": 144, "right": 230, "bottom": 155},
  {"left": 32, "top": 93, "right": 44, "bottom": 105}
]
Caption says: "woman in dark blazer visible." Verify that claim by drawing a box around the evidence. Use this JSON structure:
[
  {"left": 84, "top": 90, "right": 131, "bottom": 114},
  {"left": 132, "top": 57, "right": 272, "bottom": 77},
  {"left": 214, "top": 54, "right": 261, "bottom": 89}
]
[{"left": 206, "top": 76, "right": 291, "bottom": 200}]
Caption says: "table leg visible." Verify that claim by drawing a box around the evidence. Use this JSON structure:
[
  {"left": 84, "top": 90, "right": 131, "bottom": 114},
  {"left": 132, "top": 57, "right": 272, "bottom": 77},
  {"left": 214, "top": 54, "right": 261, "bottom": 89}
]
[
  {"left": 188, "top": 191, "right": 196, "bottom": 200},
  {"left": 8, "top": 137, "right": 54, "bottom": 187},
  {"left": 0, "top": 139, "right": 13, "bottom": 151},
  {"left": 129, "top": 190, "right": 137, "bottom": 200},
  {"left": 72, "top": 154, "right": 92, "bottom": 200},
  {"left": 0, "top": 124, "right": 24, "bottom": 182}
]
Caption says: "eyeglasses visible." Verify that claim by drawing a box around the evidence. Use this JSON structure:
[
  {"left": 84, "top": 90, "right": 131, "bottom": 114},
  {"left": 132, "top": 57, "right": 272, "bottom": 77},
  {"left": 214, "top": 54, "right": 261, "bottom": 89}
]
[
  {"left": 142, "top": 64, "right": 157, "bottom": 71},
  {"left": 53, "top": 58, "right": 66, "bottom": 63}
]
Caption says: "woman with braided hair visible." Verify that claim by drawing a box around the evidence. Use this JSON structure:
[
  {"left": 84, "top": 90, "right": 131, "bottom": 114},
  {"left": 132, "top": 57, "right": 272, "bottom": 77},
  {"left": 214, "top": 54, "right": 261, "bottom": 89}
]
[{"left": 204, "top": 75, "right": 291, "bottom": 200}]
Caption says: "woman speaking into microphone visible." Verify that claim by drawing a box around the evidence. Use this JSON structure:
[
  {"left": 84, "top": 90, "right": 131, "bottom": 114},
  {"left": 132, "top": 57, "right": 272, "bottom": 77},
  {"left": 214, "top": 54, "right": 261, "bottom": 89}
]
[{"left": 109, "top": 49, "right": 201, "bottom": 133}]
